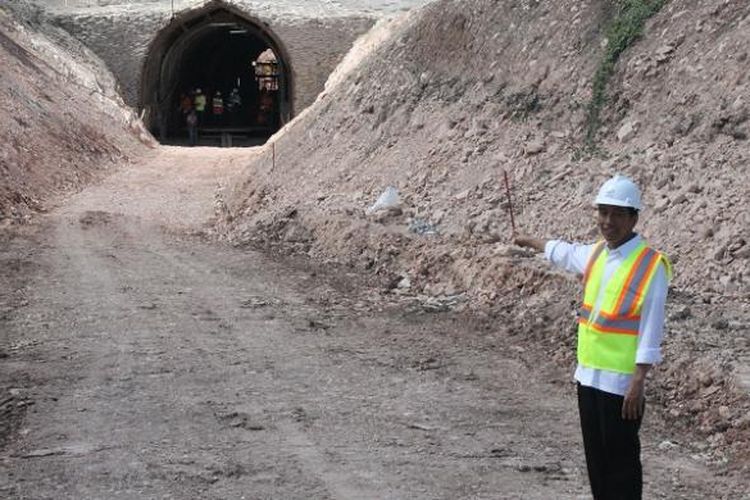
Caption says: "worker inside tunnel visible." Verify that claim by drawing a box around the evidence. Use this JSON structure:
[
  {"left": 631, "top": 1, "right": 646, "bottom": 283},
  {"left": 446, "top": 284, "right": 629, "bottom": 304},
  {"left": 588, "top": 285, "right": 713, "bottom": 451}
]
[{"left": 140, "top": 2, "right": 293, "bottom": 146}]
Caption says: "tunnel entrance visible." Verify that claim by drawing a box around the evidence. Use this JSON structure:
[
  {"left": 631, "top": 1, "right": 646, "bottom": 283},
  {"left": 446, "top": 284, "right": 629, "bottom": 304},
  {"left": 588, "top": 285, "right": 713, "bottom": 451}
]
[{"left": 140, "top": 1, "right": 293, "bottom": 147}]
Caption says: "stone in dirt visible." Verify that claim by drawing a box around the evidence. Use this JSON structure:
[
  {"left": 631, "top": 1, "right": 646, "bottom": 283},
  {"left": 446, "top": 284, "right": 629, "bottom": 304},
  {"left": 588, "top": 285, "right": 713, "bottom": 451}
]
[{"left": 617, "top": 120, "right": 639, "bottom": 142}]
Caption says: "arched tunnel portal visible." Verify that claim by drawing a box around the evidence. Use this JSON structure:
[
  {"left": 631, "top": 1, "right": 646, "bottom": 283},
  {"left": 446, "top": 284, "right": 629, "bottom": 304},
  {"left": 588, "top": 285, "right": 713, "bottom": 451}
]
[{"left": 140, "top": 3, "right": 293, "bottom": 146}]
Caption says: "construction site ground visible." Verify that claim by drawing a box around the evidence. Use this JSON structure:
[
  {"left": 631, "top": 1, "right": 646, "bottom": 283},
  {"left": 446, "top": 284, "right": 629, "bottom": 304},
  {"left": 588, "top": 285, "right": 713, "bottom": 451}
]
[{"left": 0, "top": 147, "right": 747, "bottom": 499}]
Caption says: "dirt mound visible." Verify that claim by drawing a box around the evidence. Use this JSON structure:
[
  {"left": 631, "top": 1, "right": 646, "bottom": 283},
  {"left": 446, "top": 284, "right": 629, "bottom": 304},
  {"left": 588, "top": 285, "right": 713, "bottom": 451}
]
[
  {"left": 0, "top": 1, "right": 150, "bottom": 226},
  {"left": 224, "top": 0, "right": 750, "bottom": 467}
]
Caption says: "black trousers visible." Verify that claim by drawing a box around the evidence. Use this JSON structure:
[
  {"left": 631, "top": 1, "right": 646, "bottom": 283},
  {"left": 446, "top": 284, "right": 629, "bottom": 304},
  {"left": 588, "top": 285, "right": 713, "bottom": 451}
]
[{"left": 577, "top": 383, "right": 643, "bottom": 500}]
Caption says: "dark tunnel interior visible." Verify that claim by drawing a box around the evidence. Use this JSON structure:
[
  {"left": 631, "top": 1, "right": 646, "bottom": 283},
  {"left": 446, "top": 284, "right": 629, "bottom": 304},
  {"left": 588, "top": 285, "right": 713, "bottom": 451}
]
[{"left": 145, "top": 10, "right": 291, "bottom": 147}]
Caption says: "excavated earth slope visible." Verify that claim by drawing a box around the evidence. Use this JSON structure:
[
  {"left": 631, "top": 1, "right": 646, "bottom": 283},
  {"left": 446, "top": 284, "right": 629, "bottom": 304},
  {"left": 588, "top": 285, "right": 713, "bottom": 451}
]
[
  {"left": 0, "top": 1, "right": 149, "bottom": 226},
  {"left": 225, "top": 0, "right": 750, "bottom": 470}
]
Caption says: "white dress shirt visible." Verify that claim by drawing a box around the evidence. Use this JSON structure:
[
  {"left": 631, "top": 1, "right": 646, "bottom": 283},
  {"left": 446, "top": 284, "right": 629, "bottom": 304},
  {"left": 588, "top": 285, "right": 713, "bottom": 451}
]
[{"left": 545, "top": 234, "right": 669, "bottom": 396}]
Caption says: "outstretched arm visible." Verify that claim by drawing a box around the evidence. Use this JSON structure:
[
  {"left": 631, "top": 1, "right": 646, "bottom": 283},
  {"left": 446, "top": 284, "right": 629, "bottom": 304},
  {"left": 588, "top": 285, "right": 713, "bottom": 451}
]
[
  {"left": 514, "top": 235, "right": 546, "bottom": 252},
  {"left": 516, "top": 236, "right": 595, "bottom": 276}
]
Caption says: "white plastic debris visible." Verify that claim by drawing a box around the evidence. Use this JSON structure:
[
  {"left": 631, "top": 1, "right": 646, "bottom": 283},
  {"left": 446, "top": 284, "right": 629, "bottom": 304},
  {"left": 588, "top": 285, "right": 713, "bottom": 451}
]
[{"left": 367, "top": 186, "right": 400, "bottom": 214}]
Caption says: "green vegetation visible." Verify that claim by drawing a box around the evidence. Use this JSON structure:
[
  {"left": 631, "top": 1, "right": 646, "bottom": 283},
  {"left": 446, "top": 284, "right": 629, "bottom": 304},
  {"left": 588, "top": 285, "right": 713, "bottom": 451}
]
[{"left": 584, "top": 0, "right": 666, "bottom": 150}]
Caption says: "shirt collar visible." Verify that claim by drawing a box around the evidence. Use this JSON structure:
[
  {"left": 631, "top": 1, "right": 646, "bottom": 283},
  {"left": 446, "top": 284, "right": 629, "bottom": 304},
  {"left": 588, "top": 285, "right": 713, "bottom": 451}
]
[{"left": 606, "top": 233, "right": 642, "bottom": 258}]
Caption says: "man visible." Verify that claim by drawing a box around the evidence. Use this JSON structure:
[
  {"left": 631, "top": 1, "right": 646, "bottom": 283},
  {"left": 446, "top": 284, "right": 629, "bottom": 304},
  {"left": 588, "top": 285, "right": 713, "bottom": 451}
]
[
  {"left": 515, "top": 174, "right": 672, "bottom": 500},
  {"left": 212, "top": 91, "right": 224, "bottom": 125},
  {"left": 179, "top": 92, "right": 193, "bottom": 116},
  {"left": 227, "top": 87, "right": 242, "bottom": 125},
  {"left": 193, "top": 88, "right": 206, "bottom": 125},
  {"left": 186, "top": 108, "right": 198, "bottom": 146}
]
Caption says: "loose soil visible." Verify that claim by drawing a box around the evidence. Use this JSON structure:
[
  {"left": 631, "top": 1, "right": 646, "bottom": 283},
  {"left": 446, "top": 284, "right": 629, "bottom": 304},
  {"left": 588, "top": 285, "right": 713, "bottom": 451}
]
[{"left": 1, "top": 147, "right": 748, "bottom": 499}]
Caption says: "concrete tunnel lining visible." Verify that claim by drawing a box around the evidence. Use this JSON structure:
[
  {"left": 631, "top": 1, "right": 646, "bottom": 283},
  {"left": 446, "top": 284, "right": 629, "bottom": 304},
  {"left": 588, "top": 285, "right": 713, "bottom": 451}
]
[{"left": 140, "top": 1, "right": 294, "bottom": 143}]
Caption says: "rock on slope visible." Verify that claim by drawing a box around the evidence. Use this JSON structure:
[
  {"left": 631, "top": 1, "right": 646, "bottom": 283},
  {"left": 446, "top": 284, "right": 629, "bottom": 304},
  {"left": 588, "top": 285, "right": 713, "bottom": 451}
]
[
  {"left": 0, "top": 1, "right": 149, "bottom": 226},
  {"left": 225, "top": 0, "right": 750, "bottom": 467}
]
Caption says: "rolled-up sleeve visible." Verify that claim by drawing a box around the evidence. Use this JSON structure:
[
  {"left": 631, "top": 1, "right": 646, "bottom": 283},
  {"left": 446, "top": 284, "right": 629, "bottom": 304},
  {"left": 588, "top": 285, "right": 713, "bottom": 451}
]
[
  {"left": 545, "top": 240, "right": 595, "bottom": 275},
  {"left": 635, "top": 263, "right": 669, "bottom": 365}
]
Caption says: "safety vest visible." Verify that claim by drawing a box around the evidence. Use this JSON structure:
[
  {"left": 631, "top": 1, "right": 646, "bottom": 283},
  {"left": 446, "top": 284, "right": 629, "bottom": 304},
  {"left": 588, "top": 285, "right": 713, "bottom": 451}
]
[
  {"left": 213, "top": 97, "right": 224, "bottom": 114},
  {"left": 194, "top": 94, "right": 206, "bottom": 112},
  {"left": 577, "top": 240, "right": 672, "bottom": 374}
]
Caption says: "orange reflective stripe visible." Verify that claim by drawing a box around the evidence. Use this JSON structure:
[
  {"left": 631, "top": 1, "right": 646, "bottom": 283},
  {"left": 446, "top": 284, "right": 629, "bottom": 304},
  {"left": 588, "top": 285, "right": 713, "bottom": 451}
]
[
  {"left": 627, "top": 252, "right": 661, "bottom": 316},
  {"left": 613, "top": 246, "right": 649, "bottom": 314},
  {"left": 590, "top": 308, "right": 640, "bottom": 321},
  {"left": 578, "top": 312, "right": 640, "bottom": 335},
  {"left": 582, "top": 241, "right": 606, "bottom": 285},
  {"left": 578, "top": 319, "right": 639, "bottom": 336},
  {"left": 592, "top": 326, "right": 638, "bottom": 335},
  {"left": 580, "top": 304, "right": 641, "bottom": 321}
]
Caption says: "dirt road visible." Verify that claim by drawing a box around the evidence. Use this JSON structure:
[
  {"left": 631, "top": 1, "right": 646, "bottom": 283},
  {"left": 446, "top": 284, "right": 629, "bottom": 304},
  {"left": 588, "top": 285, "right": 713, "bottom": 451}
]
[{"left": 0, "top": 147, "right": 745, "bottom": 499}]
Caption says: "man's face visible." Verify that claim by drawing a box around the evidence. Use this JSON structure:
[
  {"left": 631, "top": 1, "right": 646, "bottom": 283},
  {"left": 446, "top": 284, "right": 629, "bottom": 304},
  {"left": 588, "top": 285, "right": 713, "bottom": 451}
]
[{"left": 597, "top": 204, "right": 638, "bottom": 247}]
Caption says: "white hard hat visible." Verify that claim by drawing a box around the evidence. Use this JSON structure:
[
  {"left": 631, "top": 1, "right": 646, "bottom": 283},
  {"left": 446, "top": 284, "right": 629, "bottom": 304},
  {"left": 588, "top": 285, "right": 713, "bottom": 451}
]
[{"left": 594, "top": 174, "right": 642, "bottom": 210}]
